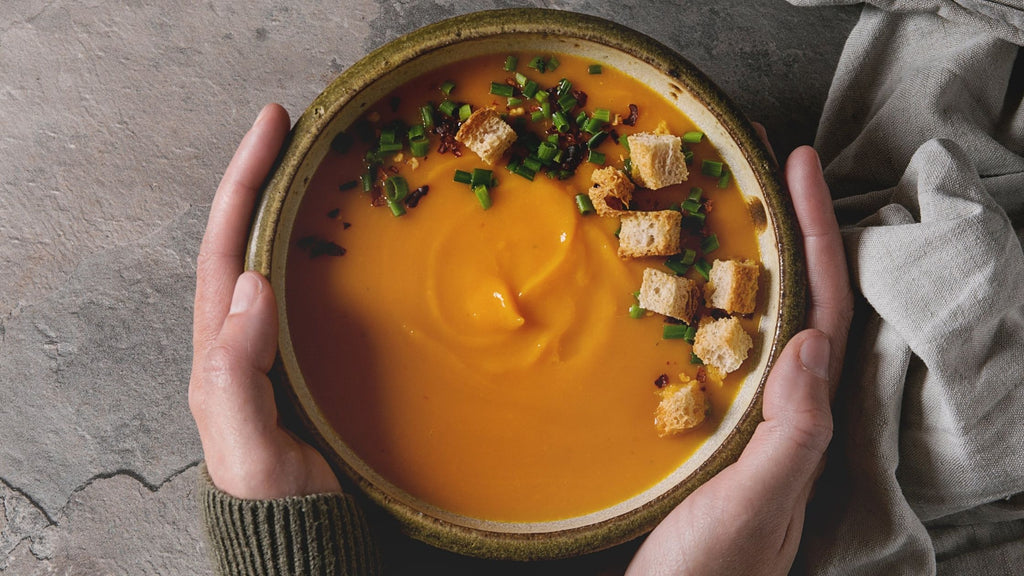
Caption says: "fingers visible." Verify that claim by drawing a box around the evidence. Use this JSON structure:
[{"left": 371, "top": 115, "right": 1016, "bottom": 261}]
[
  {"left": 194, "top": 103, "right": 291, "bottom": 351},
  {"left": 722, "top": 329, "right": 833, "bottom": 512},
  {"left": 785, "top": 146, "right": 853, "bottom": 387}
]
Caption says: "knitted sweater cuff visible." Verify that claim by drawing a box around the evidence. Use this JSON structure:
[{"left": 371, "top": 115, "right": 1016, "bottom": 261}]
[{"left": 197, "top": 463, "right": 380, "bottom": 576}]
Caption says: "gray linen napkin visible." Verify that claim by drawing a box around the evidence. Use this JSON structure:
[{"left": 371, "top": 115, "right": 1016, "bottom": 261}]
[{"left": 785, "top": 1, "right": 1024, "bottom": 574}]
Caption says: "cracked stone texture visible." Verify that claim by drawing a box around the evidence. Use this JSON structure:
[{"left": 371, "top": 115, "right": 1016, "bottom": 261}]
[{"left": 0, "top": 0, "right": 859, "bottom": 573}]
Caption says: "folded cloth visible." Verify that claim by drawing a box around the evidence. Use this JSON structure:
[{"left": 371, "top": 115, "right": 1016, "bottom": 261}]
[{"left": 785, "top": 2, "right": 1024, "bottom": 574}]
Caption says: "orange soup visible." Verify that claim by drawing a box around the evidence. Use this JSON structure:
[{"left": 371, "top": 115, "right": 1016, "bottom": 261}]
[{"left": 287, "top": 52, "right": 760, "bottom": 522}]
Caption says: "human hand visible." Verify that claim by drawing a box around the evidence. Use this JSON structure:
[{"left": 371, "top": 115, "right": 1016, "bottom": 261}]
[
  {"left": 189, "top": 104, "right": 342, "bottom": 499},
  {"left": 626, "top": 143, "right": 854, "bottom": 575}
]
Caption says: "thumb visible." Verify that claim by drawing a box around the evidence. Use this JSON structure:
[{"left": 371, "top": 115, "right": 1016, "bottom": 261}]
[
  {"left": 723, "top": 329, "right": 834, "bottom": 508},
  {"left": 217, "top": 271, "right": 279, "bottom": 374}
]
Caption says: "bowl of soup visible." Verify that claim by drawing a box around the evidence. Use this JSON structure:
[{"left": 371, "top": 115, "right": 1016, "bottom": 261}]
[{"left": 246, "top": 8, "right": 805, "bottom": 561}]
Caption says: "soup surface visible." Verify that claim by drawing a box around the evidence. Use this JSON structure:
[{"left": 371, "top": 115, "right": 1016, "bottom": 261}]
[{"left": 287, "top": 52, "right": 760, "bottom": 522}]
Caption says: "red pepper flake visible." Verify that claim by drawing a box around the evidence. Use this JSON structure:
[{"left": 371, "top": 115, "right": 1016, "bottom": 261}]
[
  {"left": 343, "top": 222, "right": 351, "bottom": 230},
  {"left": 297, "top": 235, "right": 346, "bottom": 258},
  {"left": 338, "top": 180, "right": 358, "bottom": 191},
  {"left": 572, "top": 88, "right": 588, "bottom": 108},
  {"left": 696, "top": 367, "right": 708, "bottom": 386},
  {"left": 405, "top": 185, "right": 429, "bottom": 208},
  {"left": 654, "top": 374, "right": 670, "bottom": 388},
  {"left": 326, "top": 208, "right": 340, "bottom": 219},
  {"left": 623, "top": 104, "right": 639, "bottom": 126}
]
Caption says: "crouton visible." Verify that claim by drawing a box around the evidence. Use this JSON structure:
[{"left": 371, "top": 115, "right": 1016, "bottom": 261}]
[
  {"left": 693, "top": 317, "right": 753, "bottom": 374},
  {"left": 454, "top": 107, "right": 517, "bottom": 165},
  {"left": 638, "top": 267, "right": 699, "bottom": 322},
  {"left": 654, "top": 375, "right": 709, "bottom": 437},
  {"left": 626, "top": 132, "right": 688, "bottom": 189},
  {"left": 588, "top": 166, "right": 634, "bottom": 216},
  {"left": 618, "top": 210, "right": 681, "bottom": 258},
  {"left": 705, "top": 259, "right": 760, "bottom": 315}
]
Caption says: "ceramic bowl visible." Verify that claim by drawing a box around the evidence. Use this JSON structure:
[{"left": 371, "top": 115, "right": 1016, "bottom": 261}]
[{"left": 246, "top": 8, "right": 805, "bottom": 561}]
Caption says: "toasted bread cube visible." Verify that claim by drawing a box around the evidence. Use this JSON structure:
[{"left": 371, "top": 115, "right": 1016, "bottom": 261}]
[
  {"left": 693, "top": 316, "right": 753, "bottom": 374},
  {"left": 454, "top": 107, "right": 517, "bottom": 165},
  {"left": 655, "top": 375, "right": 709, "bottom": 437},
  {"left": 705, "top": 259, "right": 760, "bottom": 315},
  {"left": 626, "top": 132, "right": 688, "bottom": 189},
  {"left": 638, "top": 267, "right": 699, "bottom": 322},
  {"left": 588, "top": 166, "right": 634, "bottom": 216},
  {"left": 618, "top": 210, "right": 681, "bottom": 258}
]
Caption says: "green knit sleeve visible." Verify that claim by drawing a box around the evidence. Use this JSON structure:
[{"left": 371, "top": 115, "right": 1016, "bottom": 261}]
[{"left": 197, "top": 463, "right": 381, "bottom": 576}]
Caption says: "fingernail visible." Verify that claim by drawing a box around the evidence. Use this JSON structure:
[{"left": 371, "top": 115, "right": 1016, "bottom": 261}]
[
  {"left": 799, "top": 331, "right": 830, "bottom": 381},
  {"left": 252, "top": 105, "right": 269, "bottom": 128},
  {"left": 229, "top": 272, "right": 260, "bottom": 315}
]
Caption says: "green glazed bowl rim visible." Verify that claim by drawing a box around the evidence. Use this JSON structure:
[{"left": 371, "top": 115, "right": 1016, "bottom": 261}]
[{"left": 246, "top": 7, "right": 805, "bottom": 562}]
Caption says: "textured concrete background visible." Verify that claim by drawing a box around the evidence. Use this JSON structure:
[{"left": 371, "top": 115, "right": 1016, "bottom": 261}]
[{"left": 0, "top": 1, "right": 859, "bottom": 573}]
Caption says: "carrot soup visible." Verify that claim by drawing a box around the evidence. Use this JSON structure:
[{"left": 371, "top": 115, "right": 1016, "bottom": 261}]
[{"left": 286, "top": 52, "right": 762, "bottom": 522}]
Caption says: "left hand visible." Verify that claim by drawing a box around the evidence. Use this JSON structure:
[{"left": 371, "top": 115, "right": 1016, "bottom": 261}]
[{"left": 189, "top": 103, "right": 342, "bottom": 500}]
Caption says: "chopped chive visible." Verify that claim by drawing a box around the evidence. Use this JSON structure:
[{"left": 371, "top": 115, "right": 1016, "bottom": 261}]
[
  {"left": 410, "top": 139, "right": 429, "bottom": 157},
  {"left": 576, "top": 110, "right": 589, "bottom": 126},
  {"left": 688, "top": 187, "right": 703, "bottom": 202},
  {"left": 629, "top": 303, "right": 644, "bottom": 319},
  {"left": 515, "top": 72, "right": 529, "bottom": 86},
  {"left": 453, "top": 169, "right": 472, "bottom": 184},
  {"left": 513, "top": 163, "right": 536, "bottom": 180},
  {"left": 383, "top": 176, "right": 409, "bottom": 203},
  {"left": 523, "top": 156, "right": 543, "bottom": 171},
  {"left": 507, "top": 97, "right": 523, "bottom": 107},
  {"left": 504, "top": 55, "right": 518, "bottom": 71},
  {"left": 378, "top": 142, "right": 403, "bottom": 153},
  {"left": 537, "top": 141, "right": 558, "bottom": 161},
  {"left": 558, "top": 94, "right": 577, "bottom": 111},
  {"left": 588, "top": 64, "right": 603, "bottom": 74},
  {"left": 623, "top": 157, "right": 633, "bottom": 175},
  {"left": 683, "top": 148, "right": 694, "bottom": 165},
  {"left": 583, "top": 117, "right": 605, "bottom": 134},
  {"left": 695, "top": 259, "right": 712, "bottom": 281},
  {"left": 685, "top": 211, "right": 707, "bottom": 227},
  {"left": 490, "top": 82, "right": 514, "bottom": 97},
  {"left": 588, "top": 150, "right": 606, "bottom": 165},
  {"left": 546, "top": 56, "right": 560, "bottom": 72},
  {"left": 614, "top": 225, "right": 621, "bottom": 238},
  {"left": 534, "top": 89, "right": 548, "bottom": 103},
  {"left": 718, "top": 169, "right": 731, "bottom": 189},
  {"left": 470, "top": 168, "right": 493, "bottom": 187},
  {"left": 338, "top": 180, "right": 358, "bottom": 191},
  {"left": 621, "top": 137, "right": 630, "bottom": 153},
  {"left": 420, "top": 104, "right": 435, "bottom": 129},
  {"left": 380, "top": 128, "right": 397, "bottom": 145},
  {"left": 690, "top": 352, "right": 704, "bottom": 365},
  {"left": 552, "top": 111, "right": 570, "bottom": 132},
  {"left": 682, "top": 131, "right": 704, "bottom": 144},
  {"left": 555, "top": 78, "right": 572, "bottom": 98},
  {"left": 438, "top": 100, "right": 457, "bottom": 117},
  {"left": 542, "top": 101, "right": 552, "bottom": 119},
  {"left": 360, "top": 170, "right": 374, "bottom": 192},
  {"left": 522, "top": 80, "right": 539, "bottom": 99},
  {"left": 530, "top": 109, "right": 546, "bottom": 122},
  {"left": 587, "top": 131, "right": 608, "bottom": 149},
  {"left": 407, "top": 124, "right": 426, "bottom": 140},
  {"left": 528, "top": 56, "right": 546, "bottom": 72},
  {"left": 385, "top": 198, "right": 406, "bottom": 217},
  {"left": 669, "top": 203, "right": 681, "bottom": 212},
  {"left": 592, "top": 109, "right": 611, "bottom": 122},
  {"left": 506, "top": 158, "right": 521, "bottom": 173},
  {"left": 575, "top": 193, "right": 595, "bottom": 215},
  {"left": 701, "top": 159, "right": 724, "bottom": 177},
  {"left": 458, "top": 103, "right": 473, "bottom": 122},
  {"left": 663, "top": 324, "right": 691, "bottom": 340},
  {"left": 473, "top": 185, "right": 492, "bottom": 209},
  {"left": 701, "top": 234, "right": 720, "bottom": 254},
  {"left": 665, "top": 249, "right": 696, "bottom": 274},
  {"left": 440, "top": 80, "right": 456, "bottom": 95}
]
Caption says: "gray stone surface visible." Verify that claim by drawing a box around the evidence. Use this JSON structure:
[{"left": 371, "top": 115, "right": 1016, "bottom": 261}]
[{"left": 0, "top": 1, "right": 859, "bottom": 573}]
